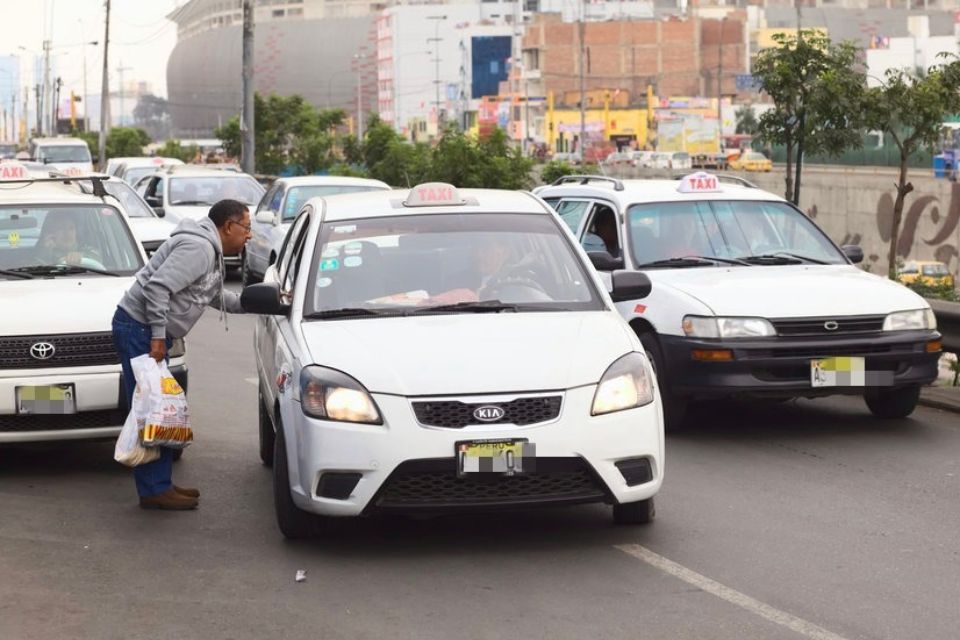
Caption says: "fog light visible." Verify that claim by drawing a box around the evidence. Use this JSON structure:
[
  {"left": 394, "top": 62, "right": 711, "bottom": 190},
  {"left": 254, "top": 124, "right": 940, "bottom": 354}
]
[
  {"left": 926, "top": 340, "right": 942, "bottom": 353},
  {"left": 691, "top": 349, "right": 734, "bottom": 362}
]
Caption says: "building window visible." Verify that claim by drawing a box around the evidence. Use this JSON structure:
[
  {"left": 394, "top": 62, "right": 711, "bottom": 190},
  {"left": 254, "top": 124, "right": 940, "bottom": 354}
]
[
  {"left": 272, "top": 8, "right": 285, "bottom": 17},
  {"left": 288, "top": 7, "right": 303, "bottom": 15}
]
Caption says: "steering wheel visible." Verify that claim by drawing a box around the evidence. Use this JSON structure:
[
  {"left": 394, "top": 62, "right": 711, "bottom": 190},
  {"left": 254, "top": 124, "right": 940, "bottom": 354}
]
[{"left": 482, "top": 262, "right": 551, "bottom": 300}]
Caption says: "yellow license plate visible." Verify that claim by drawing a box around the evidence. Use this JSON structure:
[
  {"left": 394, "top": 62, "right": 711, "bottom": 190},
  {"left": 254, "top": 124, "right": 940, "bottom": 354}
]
[
  {"left": 810, "top": 357, "right": 866, "bottom": 387},
  {"left": 457, "top": 439, "right": 535, "bottom": 476},
  {"left": 16, "top": 384, "right": 77, "bottom": 415}
]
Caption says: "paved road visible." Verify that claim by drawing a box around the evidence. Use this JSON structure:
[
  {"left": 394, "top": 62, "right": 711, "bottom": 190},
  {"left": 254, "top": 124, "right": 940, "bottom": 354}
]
[{"left": 2, "top": 303, "right": 959, "bottom": 640}]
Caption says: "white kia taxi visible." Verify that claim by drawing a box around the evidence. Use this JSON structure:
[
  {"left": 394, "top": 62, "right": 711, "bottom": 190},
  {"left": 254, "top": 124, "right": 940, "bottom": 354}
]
[
  {"left": 243, "top": 182, "right": 663, "bottom": 538},
  {"left": 535, "top": 173, "right": 942, "bottom": 429},
  {"left": 0, "top": 165, "right": 187, "bottom": 445}
]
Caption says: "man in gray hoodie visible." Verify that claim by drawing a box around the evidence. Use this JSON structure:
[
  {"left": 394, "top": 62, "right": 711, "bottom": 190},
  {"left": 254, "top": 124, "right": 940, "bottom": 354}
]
[{"left": 112, "top": 199, "right": 252, "bottom": 510}]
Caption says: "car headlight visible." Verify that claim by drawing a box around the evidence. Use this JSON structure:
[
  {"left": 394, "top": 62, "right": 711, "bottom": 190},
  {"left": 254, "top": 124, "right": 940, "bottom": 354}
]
[
  {"left": 299, "top": 365, "right": 382, "bottom": 424},
  {"left": 883, "top": 308, "right": 936, "bottom": 331},
  {"left": 682, "top": 315, "right": 776, "bottom": 338},
  {"left": 591, "top": 353, "right": 654, "bottom": 416}
]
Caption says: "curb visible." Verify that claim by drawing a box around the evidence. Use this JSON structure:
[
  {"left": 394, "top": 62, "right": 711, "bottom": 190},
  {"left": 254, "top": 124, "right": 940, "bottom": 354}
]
[{"left": 919, "top": 389, "right": 960, "bottom": 414}]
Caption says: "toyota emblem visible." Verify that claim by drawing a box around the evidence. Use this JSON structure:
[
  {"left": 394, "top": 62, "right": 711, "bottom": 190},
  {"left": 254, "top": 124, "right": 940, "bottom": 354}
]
[
  {"left": 29, "top": 342, "right": 56, "bottom": 360},
  {"left": 823, "top": 321, "right": 840, "bottom": 331},
  {"left": 473, "top": 405, "right": 505, "bottom": 422}
]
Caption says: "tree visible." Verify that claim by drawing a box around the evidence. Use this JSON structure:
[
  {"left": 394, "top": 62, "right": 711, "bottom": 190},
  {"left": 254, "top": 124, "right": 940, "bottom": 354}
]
[
  {"left": 863, "top": 64, "right": 960, "bottom": 278},
  {"left": 105, "top": 127, "right": 151, "bottom": 158},
  {"left": 540, "top": 160, "right": 577, "bottom": 185},
  {"left": 157, "top": 139, "right": 199, "bottom": 163},
  {"left": 754, "top": 31, "right": 866, "bottom": 204},
  {"left": 133, "top": 94, "right": 171, "bottom": 141},
  {"left": 734, "top": 105, "right": 758, "bottom": 136}
]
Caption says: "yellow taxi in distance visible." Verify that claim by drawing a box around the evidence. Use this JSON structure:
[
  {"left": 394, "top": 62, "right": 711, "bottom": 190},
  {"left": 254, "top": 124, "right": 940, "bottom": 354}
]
[
  {"left": 898, "top": 261, "right": 955, "bottom": 288},
  {"left": 730, "top": 151, "right": 773, "bottom": 172}
]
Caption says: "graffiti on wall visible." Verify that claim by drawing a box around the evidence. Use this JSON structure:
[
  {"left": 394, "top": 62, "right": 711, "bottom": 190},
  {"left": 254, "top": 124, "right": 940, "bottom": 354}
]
[{"left": 875, "top": 183, "right": 960, "bottom": 269}]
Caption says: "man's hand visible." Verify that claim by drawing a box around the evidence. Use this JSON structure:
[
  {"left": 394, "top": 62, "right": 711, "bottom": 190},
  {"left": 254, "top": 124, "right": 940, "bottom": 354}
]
[{"left": 150, "top": 338, "right": 167, "bottom": 362}]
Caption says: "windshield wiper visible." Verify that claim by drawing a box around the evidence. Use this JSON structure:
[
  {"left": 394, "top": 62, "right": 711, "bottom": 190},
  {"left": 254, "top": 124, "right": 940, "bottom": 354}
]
[
  {"left": 738, "top": 252, "right": 827, "bottom": 265},
  {"left": 170, "top": 200, "right": 213, "bottom": 206},
  {"left": 0, "top": 268, "right": 34, "bottom": 280},
  {"left": 636, "top": 257, "right": 727, "bottom": 268},
  {"left": 304, "top": 307, "right": 392, "bottom": 320},
  {"left": 406, "top": 300, "right": 521, "bottom": 314},
  {"left": 11, "top": 265, "right": 121, "bottom": 277}
]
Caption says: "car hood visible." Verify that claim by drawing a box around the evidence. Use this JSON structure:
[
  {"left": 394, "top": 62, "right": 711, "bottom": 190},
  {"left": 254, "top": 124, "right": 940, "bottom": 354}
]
[
  {"left": 300, "top": 312, "right": 635, "bottom": 396},
  {"left": 0, "top": 277, "right": 133, "bottom": 335},
  {"left": 127, "top": 217, "right": 176, "bottom": 243},
  {"left": 648, "top": 265, "right": 928, "bottom": 317},
  {"left": 165, "top": 205, "right": 210, "bottom": 221}
]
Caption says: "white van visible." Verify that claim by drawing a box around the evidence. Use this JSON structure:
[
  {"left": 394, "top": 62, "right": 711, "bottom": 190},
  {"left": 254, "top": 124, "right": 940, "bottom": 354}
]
[
  {"left": 29, "top": 137, "right": 94, "bottom": 175},
  {"left": 243, "top": 182, "right": 664, "bottom": 538},
  {"left": 535, "top": 173, "right": 942, "bottom": 428}
]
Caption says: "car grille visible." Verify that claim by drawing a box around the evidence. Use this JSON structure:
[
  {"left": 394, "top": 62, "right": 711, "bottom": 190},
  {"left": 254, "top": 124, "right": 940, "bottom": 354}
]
[
  {"left": 0, "top": 332, "right": 119, "bottom": 369},
  {"left": 741, "top": 343, "right": 903, "bottom": 359},
  {"left": 0, "top": 409, "right": 125, "bottom": 433},
  {"left": 372, "top": 458, "right": 607, "bottom": 510},
  {"left": 771, "top": 315, "right": 885, "bottom": 337},
  {"left": 412, "top": 395, "right": 562, "bottom": 429}
]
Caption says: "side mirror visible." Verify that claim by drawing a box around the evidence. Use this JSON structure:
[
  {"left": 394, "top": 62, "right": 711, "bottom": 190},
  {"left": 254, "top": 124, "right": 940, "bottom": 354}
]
[
  {"left": 241, "top": 282, "right": 290, "bottom": 315},
  {"left": 587, "top": 251, "right": 625, "bottom": 271},
  {"left": 145, "top": 196, "right": 162, "bottom": 208},
  {"left": 842, "top": 244, "right": 864, "bottom": 264},
  {"left": 255, "top": 210, "right": 275, "bottom": 225},
  {"left": 153, "top": 208, "right": 166, "bottom": 218},
  {"left": 611, "top": 270, "right": 652, "bottom": 302}
]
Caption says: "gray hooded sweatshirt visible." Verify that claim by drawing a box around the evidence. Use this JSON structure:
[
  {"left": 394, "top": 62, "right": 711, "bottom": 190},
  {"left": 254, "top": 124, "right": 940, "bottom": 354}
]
[{"left": 119, "top": 217, "right": 243, "bottom": 339}]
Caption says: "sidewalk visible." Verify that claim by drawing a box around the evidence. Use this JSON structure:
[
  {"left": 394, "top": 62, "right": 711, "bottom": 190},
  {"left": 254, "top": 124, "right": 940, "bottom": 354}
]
[{"left": 920, "top": 386, "right": 960, "bottom": 413}]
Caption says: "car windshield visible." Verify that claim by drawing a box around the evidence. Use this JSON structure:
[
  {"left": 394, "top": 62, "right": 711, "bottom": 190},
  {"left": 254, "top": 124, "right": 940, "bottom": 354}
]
[
  {"left": 0, "top": 204, "right": 143, "bottom": 276},
  {"left": 36, "top": 145, "right": 91, "bottom": 164},
  {"left": 306, "top": 213, "right": 603, "bottom": 317},
  {"left": 122, "top": 166, "right": 157, "bottom": 186},
  {"left": 282, "top": 185, "right": 386, "bottom": 221},
  {"left": 627, "top": 200, "right": 847, "bottom": 266},
  {"left": 102, "top": 181, "right": 155, "bottom": 218},
  {"left": 168, "top": 176, "right": 263, "bottom": 206},
  {"left": 922, "top": 263, "right": 949, "bottom": 276}
]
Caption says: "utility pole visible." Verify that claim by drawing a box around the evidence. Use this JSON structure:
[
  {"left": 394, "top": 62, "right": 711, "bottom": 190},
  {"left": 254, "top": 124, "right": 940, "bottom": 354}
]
[
  {"left": 116, "top": 63, "right": 131, "bottom": 127},
  {"left": 578, "top": 0, "right": 586, "bottom": 164},
  {"left": 41, "top": 40, "right": 51, "bottom": 136},
  {"left": 427, "top": 15, "right": 446, "bottom": 133},
  {"left": 52, "top": 77, "right": 63, "bottom": 134},
  {"left": 33, "top": 85, "right": 41, "bottom": 137},
  {"left": 241, "top": 0, "right": 255, "bottom": 174},
  {"left": 717, "top": 17, "right": 726, "bottom": 143},
  {"left": 99, "top": 0, "right": 111, "bottom": 169}
]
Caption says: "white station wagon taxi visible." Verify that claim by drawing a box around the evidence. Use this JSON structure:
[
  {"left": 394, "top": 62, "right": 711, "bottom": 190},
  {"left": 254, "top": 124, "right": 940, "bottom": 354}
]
[
  {"left": 0, "top": 166, "right": 187, "bottom": 445},
  {"left": 535, "top": 173, "right": 941, "bottom": 428},
  {"left": 243, "top": 182, "right": 663, "bottom": 538}
]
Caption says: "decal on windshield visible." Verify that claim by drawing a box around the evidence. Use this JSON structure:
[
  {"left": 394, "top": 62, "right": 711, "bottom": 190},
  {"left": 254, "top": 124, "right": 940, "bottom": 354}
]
[
  {"left": 319, "top": 258, "right": 340, "bottom": 271},
  {"left": 344, "top": 256, "right": 362, "bottom": 268},
  {"left": 317, "top": 277, "right": 333, "bottom": 288}
]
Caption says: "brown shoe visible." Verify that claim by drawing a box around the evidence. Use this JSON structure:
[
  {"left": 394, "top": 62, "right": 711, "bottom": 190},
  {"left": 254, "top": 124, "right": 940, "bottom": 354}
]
[
  {"left": 173, "top": 485, "right": 200, "bottom": 498},
  {"left": 139, "top": 488, "right": 198, "bottom": 510}
]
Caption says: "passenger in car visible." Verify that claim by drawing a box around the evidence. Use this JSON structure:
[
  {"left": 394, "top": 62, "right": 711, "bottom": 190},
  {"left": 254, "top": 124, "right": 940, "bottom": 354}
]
[{"left": 37, "top": 213, "right": 101, "bottom": 267}]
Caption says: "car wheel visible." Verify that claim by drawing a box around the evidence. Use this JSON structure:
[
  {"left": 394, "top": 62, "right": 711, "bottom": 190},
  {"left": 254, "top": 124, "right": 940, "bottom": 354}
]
[
  {"left": 613, "top": 497, "right": 655, "bottom": 525},
  {"left": 273, "top": 423, "right": 318, "bottom": 539},
  {"left": 639, "top": 332, "right": 687, "bottom": 431},
  {"left": 259, "top": 390, "right": 275, "bottom": 467},
  {"left": 865, "top": 385, "right": 921, "bottom": 419}
]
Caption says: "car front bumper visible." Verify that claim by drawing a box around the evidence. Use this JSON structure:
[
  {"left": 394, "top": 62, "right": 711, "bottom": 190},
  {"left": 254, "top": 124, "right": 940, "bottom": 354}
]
[
  {"left": 0, "top": 362, "right": 188, "bottom": 444},
  {"left": 284, "top": 386, "right": 664, "bottom": 517},
  {"left": 659, "top": 331, "right": 941, "bottom": 400}
]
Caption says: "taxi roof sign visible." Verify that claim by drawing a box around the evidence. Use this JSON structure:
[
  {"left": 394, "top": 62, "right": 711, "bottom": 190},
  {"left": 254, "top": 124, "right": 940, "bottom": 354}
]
[
  {"left": 0, "top": 161, "right": 31, "bottom": 180},
  {"left": 677, "top": 172, "right": 722, "bottom": 194},
  {"left": 404, "top": 182, "right": 464, "bottom": 207}
]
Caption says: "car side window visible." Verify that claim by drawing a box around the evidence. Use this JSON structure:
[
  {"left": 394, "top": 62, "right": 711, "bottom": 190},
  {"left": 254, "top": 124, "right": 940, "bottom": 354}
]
[
  {"left": 581, "top": 204, "right": 621, "bottom": 258},
  {"left": 552, "top": 199, "right": 592, "bottom": 233},
  {"left": 269, "top": 186, "right": 284, "bottom": 214},
  {"left": 277, "top": 208, "right": 311, "bottom": 300},
  {"left": 144, "top": 177, "right": 162, "bottom": 200},
  {"left": 256, "top": 185, "right": 278, "bottom": 215}
]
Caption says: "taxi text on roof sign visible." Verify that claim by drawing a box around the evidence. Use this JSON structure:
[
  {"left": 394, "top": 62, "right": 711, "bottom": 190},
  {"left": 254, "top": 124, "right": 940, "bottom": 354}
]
[
  {"left": 404, "top": 182, "right": 464, "bottom": 207},
  {"left": 0, "top": 162, "right": 30, "bottom": 180},
  {"left": 677, "top": 172, "right": 722, "bottom": 194}
]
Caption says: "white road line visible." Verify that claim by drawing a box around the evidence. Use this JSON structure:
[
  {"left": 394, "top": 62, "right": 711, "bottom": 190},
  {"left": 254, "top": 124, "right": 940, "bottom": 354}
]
[
  {"left": 244, "top": 377, "right": 258, "bottom": 386},
  {"left": 615, "top": 544, "right": 850, "bottom": 640}
]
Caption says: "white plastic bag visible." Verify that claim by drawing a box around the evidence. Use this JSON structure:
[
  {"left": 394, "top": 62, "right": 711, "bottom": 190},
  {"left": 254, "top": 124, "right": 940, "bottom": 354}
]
[
  {"left": 130, "top": 355, "right": 192, "bottom": 449},
  {"left": 114, "top": 407, "right": 160, "bottom": 467}
]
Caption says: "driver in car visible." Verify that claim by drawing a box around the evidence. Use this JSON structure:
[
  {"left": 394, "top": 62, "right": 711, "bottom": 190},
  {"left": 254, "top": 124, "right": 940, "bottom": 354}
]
[{"left": 37, "top": 213, "right": 101, "bottom": 267}]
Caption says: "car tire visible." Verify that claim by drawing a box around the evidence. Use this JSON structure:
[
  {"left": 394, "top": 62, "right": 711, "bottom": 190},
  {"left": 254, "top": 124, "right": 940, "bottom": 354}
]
[
  {"left": 865, "top": 385, "right": 921, "bottom": 419},
  {"left": 613, "top": 497, "right": 655, "bottom": 525},
  {"left": 638, "top": 332, "right": 687, "bottom": 431},
  {"left": 273, "top": 423, "right": 318, "bottom": 539},
  {"left": 259, "top": 390, "right": 275, "bottom": 467}
]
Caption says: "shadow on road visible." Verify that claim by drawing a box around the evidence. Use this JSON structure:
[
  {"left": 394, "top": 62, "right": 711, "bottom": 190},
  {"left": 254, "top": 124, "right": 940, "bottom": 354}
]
[{"left": 0, "top": 440, "right": 125, "bottom": 479}]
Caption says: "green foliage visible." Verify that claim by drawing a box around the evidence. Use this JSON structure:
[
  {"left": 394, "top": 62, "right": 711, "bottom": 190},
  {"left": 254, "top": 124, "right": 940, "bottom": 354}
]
[
  {"left": 328, "top": 163, "right": 370, "bottom": 178},
  {"left": 106, "top": 127, "right": 151, "bottom": 158},
  {"left": 904, "top": 278, "right": 960, "bottom": 302},
  {"left": 157, "top": 140, "right": 198, "bottom": 163},
  {"left": 541, "top": 160, "right": 577, "bottom": 184},
  {"left": 734, "top": 105, "right": 758, "bottom": 136}
]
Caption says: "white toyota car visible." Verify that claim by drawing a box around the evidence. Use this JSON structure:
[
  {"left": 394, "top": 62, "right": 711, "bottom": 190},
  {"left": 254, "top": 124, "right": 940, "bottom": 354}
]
[{"left": 243, "top": 183, "right": 663, "bottom": 538}]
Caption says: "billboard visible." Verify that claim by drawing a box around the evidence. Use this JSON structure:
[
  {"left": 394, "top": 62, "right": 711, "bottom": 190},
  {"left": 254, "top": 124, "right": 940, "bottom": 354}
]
[{"left": 471, "top": 36, "right": 511, "bottom": 99}]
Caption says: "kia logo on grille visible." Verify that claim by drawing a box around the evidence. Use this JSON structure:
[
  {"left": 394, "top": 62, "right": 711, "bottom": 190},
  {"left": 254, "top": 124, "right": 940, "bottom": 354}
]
[
  {"left": 30, "top": 342, "right": 56, "bottom": 360},
  {"left": 823, "top": 321, "right": 840, "bottom": 331},
  {"left": 473, "top": 405, "right": 505, "bottom": 422}
]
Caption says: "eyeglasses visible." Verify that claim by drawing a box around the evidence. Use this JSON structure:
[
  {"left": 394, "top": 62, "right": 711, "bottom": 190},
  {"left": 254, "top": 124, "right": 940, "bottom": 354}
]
[{"left": 230, "top": 219, "right": 252, "bottom": 232}]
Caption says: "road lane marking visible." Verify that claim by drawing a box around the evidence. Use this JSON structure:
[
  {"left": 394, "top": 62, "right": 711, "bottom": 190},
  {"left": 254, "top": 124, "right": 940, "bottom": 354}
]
[{"left": 615, "top": 544, "right": 850, "bottom": 640}]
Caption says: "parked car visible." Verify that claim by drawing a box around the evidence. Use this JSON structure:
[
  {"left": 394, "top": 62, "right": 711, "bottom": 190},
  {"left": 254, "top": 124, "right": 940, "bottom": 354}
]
[
  {"left": 730, "top": 151, "right": 773, "bottom": 172},
  {"left": 112, "top": 157, "right": 184, "bottom": 186},
  {"left": 670, "top": 152, "right": 692, "bottom": 171},
  {"left": 244, "top": 176, "right": 390, "bottom": 285},
  {"left": 630, "top": 151, "right": 655, "bottom": 168},
  {"left": 0, "top": 166, "right": 187, "bottom": 446},
  {"left": 98, "top": 176, "right": 176, "bottom": 258},
  {"left": 535, "top": 172, "right": 941, "bottom": 428},
  {"left": 898, "top": 261, "right": 955, "bottom": 289},
  {"left": 603, "top": 151, "right": 635, "bottom": 168},
  {"left": 648, "top": 153, "right": 672, "bottom": 170},
  {"left": 244, "top": 182, "right": 662, "bottom": 538}
]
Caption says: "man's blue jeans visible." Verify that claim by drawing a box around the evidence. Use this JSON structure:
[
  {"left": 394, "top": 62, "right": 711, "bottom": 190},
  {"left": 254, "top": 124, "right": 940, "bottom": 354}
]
[{"left": 111, "top": 307, "right": 174, "bottom": 498}]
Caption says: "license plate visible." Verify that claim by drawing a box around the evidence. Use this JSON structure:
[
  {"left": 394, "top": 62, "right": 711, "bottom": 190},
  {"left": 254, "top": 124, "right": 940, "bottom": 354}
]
[
  {"left": 16, "top": 384, "right": 77, "bottom": 415},
  {"left": 810, "top": 357, "right": 866, "bottom": 387},
  {"left": 456, "top": 439, "right": 535, "bottom": 477}
]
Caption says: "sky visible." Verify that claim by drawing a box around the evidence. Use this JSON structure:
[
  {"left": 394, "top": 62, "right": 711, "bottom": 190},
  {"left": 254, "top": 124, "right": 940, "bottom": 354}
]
[{"left": 0, "top": 0, "right": 180, "bottom": 99}]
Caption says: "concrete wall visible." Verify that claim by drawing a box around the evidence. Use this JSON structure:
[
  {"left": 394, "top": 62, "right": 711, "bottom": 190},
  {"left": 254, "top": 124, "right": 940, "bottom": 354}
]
[{"left": 746, "top": 168, "right": 960, "bottom": 277}]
